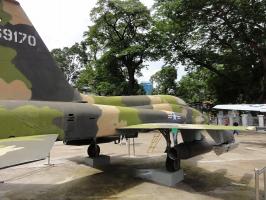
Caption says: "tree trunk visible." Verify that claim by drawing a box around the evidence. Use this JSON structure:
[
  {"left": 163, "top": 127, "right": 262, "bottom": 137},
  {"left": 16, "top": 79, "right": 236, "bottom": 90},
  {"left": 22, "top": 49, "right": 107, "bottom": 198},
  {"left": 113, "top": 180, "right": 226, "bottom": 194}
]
[
  {"left": 260, "top": 55, "right": 266, "bottom": 102},
  {"left": 128, "top": 67, "right": 135, "bottom": 95}
]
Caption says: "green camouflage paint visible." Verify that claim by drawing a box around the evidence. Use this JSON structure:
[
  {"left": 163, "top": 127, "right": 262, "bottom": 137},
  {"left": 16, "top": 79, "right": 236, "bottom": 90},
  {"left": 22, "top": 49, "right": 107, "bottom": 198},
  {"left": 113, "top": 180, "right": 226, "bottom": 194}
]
[
  {"left": 118, "top": 106, "right": 141, "bottom": 126},
  {"left": 94, "top": 96, "right": 126, "bottom": 107},
  {"left": 0, "top": 1, "right": 11, "bottom": 25},
  {"left": 0, "top": 105, "right": 64, "bottom": 139},
  {"left": 89, "top": 95, "right": 187, "bottom": 108},
  {"left": 191, "top": 108, "right": 206, "bottom": 124},
  {"left": 170, "top": 104, "right": 185, "bottom": 113},
  {"left": 159, "top": 95, "right": 185, "bottom": 105},
  {"left": 0, "top": 46, "right": 32, "bottom": 88}
]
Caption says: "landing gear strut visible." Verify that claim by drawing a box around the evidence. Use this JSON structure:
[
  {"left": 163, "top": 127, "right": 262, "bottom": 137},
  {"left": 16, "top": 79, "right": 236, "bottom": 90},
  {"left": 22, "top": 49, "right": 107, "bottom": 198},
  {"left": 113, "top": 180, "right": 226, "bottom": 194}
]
[
  {"left": 160, "top": 129, "right": 180, "bottom": 172},
  {"left": 87, "top": 140, "right": 100, "bottom": 158},
  {"left": 166, "top": 155, "right": 180, "bottom": 172}
]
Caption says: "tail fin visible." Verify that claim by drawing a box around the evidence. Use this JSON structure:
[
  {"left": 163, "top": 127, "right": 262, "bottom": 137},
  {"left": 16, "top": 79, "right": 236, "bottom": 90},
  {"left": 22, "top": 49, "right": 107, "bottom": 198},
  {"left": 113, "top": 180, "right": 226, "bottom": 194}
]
[{"left": 0, "top": 0, "right": 81, "bottom": 101}]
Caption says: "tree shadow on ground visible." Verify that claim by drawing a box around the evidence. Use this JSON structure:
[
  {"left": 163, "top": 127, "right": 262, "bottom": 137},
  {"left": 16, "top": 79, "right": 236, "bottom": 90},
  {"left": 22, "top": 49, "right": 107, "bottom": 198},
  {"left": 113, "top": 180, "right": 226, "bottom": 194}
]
[
  {"left": 181, "top": 162, "right": 256, "bottom": 200},
  {"left": 69, "top": 155, "right": 259, "bottom": 200}
]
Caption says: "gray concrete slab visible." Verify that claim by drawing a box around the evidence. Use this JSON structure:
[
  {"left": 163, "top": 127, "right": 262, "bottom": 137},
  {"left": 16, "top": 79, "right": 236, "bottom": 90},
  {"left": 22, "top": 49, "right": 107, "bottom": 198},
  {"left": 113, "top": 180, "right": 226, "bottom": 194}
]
[
  {"left": 84, "top": 155, "right": 111, "bottom": 167},
  {"left": 136, "top": 168, "right": 184, "bottom": 186}
]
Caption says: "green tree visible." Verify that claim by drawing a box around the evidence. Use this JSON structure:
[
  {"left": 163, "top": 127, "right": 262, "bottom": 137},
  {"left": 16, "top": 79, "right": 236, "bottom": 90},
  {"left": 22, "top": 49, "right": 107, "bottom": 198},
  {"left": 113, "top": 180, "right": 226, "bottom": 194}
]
[
  {"left": 77, "top": 52, "right": 128, "bottom": 95},
  {"left": 153, "top": 0, "right": 266, "bottom": 103},
  {"left": 150, "top": 66, "right": 177, "bottom": 94},
  {"left": 176, "top": 69, "right": 216, "bottom": 104},
  {"left": 51, "top": 43, "right": 86, "bottom": 86},
  {"left": 83, "top": 0, "right": 152, "bottom": 95}
]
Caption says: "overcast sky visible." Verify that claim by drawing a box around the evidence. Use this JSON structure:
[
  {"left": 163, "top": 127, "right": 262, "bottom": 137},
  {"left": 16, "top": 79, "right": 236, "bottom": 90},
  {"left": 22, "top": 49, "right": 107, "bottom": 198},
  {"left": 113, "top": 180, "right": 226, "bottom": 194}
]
[{"left": 18, "top": 0, "right": 186, "bottom": 82}]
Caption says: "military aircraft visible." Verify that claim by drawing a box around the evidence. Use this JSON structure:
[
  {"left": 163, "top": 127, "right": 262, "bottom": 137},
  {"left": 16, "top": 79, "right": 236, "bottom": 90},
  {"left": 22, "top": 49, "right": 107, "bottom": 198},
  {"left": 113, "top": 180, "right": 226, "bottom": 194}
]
[{"left": 0, "top": 0, "right": 254, "bottom": 172}]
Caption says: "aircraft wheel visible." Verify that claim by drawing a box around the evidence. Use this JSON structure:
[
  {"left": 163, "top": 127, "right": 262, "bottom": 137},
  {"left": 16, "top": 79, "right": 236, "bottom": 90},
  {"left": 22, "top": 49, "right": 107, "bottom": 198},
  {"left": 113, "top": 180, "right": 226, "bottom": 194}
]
[
  {"left": 165, "top": 156, "right": 180, "bottom": 172},
  {"left": 87, "top": 144, "right": 100, "bottom": 158}
]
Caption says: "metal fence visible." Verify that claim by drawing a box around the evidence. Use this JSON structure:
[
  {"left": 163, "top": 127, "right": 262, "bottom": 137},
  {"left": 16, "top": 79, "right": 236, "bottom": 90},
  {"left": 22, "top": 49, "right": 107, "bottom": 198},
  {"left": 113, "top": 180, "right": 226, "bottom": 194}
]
[{"left": 255, "top": 167, "right": 266, "bottom": 200}]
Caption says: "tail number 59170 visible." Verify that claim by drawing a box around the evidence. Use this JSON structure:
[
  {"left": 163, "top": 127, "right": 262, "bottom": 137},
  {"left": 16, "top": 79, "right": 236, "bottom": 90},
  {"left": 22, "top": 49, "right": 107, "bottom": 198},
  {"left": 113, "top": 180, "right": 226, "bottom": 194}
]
[{"left": 0, "top": 28, "right": 36, "bottom": 47}]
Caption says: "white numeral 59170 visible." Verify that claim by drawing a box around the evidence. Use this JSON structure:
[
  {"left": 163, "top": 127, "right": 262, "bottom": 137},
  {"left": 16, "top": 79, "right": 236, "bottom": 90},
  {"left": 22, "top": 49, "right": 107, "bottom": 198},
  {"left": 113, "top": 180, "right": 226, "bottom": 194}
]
[{"left": 0, "top": 28, "right": 36, "bottom": 47}]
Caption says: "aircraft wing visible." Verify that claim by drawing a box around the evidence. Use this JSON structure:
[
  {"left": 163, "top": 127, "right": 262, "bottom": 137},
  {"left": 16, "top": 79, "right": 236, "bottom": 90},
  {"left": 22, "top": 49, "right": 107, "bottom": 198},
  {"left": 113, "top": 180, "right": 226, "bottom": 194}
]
[
  {"left": 0, "top": 134, "right": 58, "bottom": 169},
  {"left": 213, "top": 104, "right": 266, "bottom": 112},
  {"left": 118, "top": 123, "right": 255, "bottom": 131}
]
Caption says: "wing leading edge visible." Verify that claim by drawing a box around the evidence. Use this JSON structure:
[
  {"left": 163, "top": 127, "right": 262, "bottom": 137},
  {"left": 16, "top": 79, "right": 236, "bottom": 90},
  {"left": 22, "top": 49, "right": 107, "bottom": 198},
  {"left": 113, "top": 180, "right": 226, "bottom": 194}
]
[
  {"left": 118, "top": 123, "right": 255, "bottom": 131},
  {"left": 213, "top": 104, "right": 266, "bottom": 112}
]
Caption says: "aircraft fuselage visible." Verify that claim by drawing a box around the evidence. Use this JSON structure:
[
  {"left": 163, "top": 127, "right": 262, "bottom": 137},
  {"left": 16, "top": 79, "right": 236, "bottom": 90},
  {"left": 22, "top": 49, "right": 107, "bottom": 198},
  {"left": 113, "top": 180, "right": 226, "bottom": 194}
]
[{"left": 0, "top": 100, "right": 187, "bottom": 144}]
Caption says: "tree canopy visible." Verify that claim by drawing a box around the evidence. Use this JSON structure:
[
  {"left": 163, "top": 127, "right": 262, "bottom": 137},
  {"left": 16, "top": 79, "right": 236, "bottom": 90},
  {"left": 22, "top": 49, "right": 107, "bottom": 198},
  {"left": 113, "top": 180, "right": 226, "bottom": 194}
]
[
  {"left": 150, "top": 66, "right": 177, "bottom": 95},
  {"left": 176, "top": 68, "right": 216, "bottom": 104},
  {"left": 51, "top": 43, "right": 87, "bottom": 86},
  {"left": 79, "top": 0, "right": 152, "bottom": 95},
  {"left": 52, "top": 0, "right": 266, "bottom": 103},
  {"left": 153, "top": 0, "right": 266, "bottom": 103}
]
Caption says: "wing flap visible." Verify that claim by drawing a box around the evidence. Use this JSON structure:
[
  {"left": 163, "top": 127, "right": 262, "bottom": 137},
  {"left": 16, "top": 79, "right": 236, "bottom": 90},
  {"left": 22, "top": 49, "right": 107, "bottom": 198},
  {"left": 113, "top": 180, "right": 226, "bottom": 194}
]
[
  {"left": 117, "top": 123, "right": 255, "bottom": 131},
  {"left": 0, "top": 134, "right": 58, "bottom": 169}
]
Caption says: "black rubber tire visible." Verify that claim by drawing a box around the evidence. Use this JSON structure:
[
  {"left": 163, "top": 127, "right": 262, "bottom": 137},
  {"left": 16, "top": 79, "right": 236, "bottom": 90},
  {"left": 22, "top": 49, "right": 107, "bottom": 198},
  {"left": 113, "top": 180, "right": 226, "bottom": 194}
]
[
  {"left": 87, "top": 144, "right": 100, "bottom": 158},
  {"left": 165, "top": 156, "right": 180, "bottom": 172},
  {"left": 168, "top": 147, "right": 178, "bottom": 160}
]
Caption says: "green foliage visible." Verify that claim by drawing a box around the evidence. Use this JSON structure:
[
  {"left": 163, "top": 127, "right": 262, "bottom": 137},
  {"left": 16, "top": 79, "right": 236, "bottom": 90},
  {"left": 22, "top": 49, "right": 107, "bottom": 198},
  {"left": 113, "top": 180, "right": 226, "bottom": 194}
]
[
  {"left": 76, "top": 49, "right": 145, "bottom": 95},
  {"left": 80, "top": 0, "right": 152, "bottom": 95},
  {"left": 176, "top": 69, "right": 216, "bottom": 104},
  {"left": 151, "top": 66, "right": 177, "bottom": 94},
  {"left": 153, "top": 0, "right": 266, "bottom": 103},
  {"left": 51, "top": 43, "right": 86, "bottom": 86},
  {"left": 77, "top": 65, "right": 126, "bottom": 96}
]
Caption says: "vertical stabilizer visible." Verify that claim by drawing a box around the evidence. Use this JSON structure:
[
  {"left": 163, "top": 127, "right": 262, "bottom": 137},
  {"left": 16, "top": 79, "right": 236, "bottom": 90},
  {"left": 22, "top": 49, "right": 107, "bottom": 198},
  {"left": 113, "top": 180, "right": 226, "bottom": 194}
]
[{"left": 0, "top": 0, "right": 81, "bottom": 101}]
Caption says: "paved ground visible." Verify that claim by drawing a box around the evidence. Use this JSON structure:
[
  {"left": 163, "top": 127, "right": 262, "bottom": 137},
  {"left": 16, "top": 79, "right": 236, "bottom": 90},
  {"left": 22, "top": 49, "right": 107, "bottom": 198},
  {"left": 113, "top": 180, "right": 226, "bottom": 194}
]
[{"left": 1, "top": 131, "right": 266, "bottom": 200}]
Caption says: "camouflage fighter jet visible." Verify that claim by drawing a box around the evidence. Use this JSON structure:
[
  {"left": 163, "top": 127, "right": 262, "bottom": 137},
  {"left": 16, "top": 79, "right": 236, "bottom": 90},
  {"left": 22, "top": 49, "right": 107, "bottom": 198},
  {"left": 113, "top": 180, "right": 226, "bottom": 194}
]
[{"left": 0, "top": 0, "right": 255, "bottom": 171}]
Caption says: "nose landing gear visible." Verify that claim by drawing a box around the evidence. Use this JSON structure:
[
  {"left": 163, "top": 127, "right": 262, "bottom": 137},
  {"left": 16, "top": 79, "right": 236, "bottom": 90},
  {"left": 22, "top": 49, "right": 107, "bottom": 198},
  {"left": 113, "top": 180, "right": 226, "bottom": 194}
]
[{"left": 87, "top": 142, "right": 100, "bottom": 158}]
